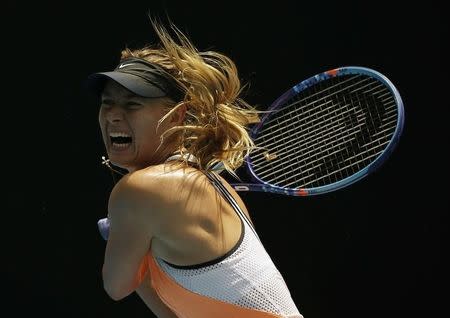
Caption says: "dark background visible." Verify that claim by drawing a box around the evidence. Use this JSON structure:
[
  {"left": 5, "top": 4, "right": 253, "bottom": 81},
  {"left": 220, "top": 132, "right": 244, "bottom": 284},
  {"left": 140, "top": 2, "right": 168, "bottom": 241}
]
[{"left": 4, "top": 1, "right": 448, "bottom": 317}]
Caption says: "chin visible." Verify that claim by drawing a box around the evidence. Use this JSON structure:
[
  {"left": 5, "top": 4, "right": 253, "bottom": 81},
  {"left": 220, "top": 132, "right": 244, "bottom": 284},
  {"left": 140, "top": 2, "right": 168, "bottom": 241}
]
[
  {"left": 107, "top": 152, "right": 134, "bottom": 172},
  {"left": 107, "top": 159, "right": 130, "bottom": 172}
]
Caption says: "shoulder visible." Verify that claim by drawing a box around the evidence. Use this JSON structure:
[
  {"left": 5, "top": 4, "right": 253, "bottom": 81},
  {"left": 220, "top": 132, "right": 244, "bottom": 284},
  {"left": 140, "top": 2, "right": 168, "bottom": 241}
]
[
  {"left": 108, "top": 164, "right": 210, "bottom": 234},
  {"left": 107, "top": 168, "right": 168, "bottom": 235},
  {"left": 109, "top": 163, "right": 198, "bottom": 201},
  {"left": 108, "top": 170, "right": 161, "bottom": 213}
]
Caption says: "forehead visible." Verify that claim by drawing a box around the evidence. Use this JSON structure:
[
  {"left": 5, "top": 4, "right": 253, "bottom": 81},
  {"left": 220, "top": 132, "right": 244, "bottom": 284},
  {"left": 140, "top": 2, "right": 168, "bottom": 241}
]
[
  {"left": 100, "top": 79, "right": 174, "bottom": 109},
  {"left": 102, "top": 80, "right": 139, "bottom": 99}
]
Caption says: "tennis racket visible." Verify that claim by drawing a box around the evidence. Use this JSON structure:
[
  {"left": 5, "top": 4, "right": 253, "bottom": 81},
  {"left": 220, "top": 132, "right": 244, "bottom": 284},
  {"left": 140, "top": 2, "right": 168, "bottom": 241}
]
[{"left": 226, "top": 66, "right": 404, "bottom": 196}]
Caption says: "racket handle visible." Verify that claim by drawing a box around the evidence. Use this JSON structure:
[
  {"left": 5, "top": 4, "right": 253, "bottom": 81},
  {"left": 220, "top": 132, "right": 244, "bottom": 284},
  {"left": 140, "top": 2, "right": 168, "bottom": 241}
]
[{"left": 97, "top": 217, "right": 110, "bottom": 241}]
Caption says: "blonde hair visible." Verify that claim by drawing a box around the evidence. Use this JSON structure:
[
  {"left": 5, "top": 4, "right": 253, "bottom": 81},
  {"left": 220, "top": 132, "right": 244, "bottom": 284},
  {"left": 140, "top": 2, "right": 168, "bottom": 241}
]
[{"left": 121, "top": 20, "right": 261, "bottom": 178}]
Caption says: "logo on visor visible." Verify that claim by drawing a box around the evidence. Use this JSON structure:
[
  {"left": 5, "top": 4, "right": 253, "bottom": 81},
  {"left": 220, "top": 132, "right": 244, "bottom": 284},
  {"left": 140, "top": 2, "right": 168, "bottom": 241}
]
[{"left": 118, "top": 63, "right": 134, "bottom": 69}]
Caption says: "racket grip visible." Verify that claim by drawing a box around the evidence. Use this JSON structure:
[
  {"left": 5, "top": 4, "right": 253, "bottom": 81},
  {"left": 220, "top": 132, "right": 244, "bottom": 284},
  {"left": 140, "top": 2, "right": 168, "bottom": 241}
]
[{"left": 97, "top": 217, "right": 110, "bottom": 241}]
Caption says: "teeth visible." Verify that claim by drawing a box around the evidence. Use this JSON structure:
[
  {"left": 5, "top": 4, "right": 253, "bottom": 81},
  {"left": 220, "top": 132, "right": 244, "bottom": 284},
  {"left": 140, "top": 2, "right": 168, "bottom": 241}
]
[
  {"left": 112, "top": 143, "right": 131, "bottom": 148},
  {"left": 109, "top": 132, "right": 131, "bottom": 138}
]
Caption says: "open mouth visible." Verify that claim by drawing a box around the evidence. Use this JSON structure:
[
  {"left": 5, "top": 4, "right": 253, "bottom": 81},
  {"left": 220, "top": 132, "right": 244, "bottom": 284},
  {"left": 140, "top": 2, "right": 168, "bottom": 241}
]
[{"left": 109, "top": 132, "right": 133, "bottom": 149}]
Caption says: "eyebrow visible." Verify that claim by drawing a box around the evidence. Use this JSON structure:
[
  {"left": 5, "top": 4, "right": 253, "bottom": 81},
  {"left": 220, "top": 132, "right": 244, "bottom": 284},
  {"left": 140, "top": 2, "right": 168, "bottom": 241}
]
[{"left": 101, "top": 93, "right": 142, "bottom": 100}]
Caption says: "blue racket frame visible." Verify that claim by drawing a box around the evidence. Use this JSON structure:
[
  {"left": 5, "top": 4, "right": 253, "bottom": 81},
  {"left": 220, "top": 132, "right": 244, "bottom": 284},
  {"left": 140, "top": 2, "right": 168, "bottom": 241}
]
[{"left": 230, "top": 66, "right": 405, "bottom": 196}]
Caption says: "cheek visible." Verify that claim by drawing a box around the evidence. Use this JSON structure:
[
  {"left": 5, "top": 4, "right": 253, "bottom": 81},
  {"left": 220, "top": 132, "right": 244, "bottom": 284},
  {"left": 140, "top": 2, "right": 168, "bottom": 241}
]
[
  {"left": 98, "top": 109, "right": 105, "bottom": 126},
  {"left": 98, "top": 112, "right": 106, "bottom": 134},
  {"left": 135, "top": 124, "right": 158, "bottom": 143},
  {"left": 135, "top": 115, "right": 159, "bottom": 135},
  {"left": 133, "top": 121, "right": 164, "bottom": 150}
]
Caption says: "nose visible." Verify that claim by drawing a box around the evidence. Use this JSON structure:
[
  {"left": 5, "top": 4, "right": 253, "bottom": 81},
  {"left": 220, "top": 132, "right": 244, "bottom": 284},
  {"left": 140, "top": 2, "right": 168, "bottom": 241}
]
[{"left": 104, "top": 105, "right": 124, "bottom": 123}]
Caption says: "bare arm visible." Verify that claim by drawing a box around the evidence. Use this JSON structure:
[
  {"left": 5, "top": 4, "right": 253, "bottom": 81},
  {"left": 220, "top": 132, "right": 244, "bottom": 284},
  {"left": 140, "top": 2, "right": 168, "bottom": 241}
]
[
  {"left": 102, "top": 173, "right": 162, "bottom": 300},
  {"left": 98, "top": 174, "right": 178, "bottom": 317}
]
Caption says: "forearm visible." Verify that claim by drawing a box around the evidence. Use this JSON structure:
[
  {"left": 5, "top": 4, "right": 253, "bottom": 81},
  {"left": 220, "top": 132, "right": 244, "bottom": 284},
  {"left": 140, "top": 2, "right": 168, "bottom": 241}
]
[
  {"left": 98, "top": 218, "right": 176, "bottom": 317},
  {"left": 135, "top": 274, "right": 179, "bottom": 318},
  {"left": 102, "top": 250, "right": 151, "bottom": 300}
]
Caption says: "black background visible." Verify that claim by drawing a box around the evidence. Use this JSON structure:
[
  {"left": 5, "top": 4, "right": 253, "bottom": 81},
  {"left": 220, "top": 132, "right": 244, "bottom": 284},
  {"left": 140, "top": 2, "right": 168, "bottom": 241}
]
[{"left": 4, "top": 1, "right": 448, "bottom": 317}]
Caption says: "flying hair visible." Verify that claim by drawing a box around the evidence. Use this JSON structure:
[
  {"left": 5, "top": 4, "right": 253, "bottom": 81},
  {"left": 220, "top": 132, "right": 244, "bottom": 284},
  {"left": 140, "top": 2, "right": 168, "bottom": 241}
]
[{"left": 118, "top": 17, "right": 265, "bottom": 179}]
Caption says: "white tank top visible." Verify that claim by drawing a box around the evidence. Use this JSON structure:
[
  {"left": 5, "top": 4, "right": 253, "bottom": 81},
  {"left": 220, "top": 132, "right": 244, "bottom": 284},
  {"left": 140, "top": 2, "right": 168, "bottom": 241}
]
[{"left": 158, "top": 155, "right": 303, "bottom": 317}]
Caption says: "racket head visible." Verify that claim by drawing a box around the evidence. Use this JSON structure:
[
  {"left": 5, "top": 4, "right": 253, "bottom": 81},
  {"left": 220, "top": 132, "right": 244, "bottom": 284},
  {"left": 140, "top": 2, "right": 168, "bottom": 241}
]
[{"left": 245, "top": 66, "right": 404, "bottom": 196}]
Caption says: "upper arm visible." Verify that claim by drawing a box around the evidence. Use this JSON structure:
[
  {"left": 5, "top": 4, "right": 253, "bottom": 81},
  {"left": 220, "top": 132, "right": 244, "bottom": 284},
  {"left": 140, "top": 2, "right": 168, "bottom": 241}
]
[{"left": 102, "top": 173, "right": 163, "bottom": 300}]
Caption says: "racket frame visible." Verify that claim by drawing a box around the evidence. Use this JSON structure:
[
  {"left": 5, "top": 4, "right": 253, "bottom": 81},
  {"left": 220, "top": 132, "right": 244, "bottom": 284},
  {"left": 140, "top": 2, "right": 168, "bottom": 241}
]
[{"left": 233, "top": 66, "right": 404, "bottom": 196}]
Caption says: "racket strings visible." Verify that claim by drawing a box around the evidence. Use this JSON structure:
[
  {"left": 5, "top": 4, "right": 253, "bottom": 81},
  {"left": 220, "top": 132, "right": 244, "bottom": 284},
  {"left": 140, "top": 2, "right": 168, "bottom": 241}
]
[
  {"left": 254, "top": 78, "right": 390, "bottom": 164},
  {"left": 252, "top": 105, "right": 364, "bottom": 166},
  {"left": 269, "top": 108, "right": 395, "bottom": 187},
  {"left": 255, "top": 78, "right": 384, "bottom": 144},
  {"left": 264, "top": 75, "right": 358, "bottom": 128},
  {"left": 250, "top": 75, "right": 398, "bottom": 189},
  {"left": 267, "top": 97, "right": 395, "bottom": 186}
]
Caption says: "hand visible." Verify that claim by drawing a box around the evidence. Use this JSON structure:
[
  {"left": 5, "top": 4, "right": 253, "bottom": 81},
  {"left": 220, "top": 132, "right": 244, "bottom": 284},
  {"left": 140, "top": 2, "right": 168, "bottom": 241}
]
[{"left": 97, "top": 217, "right": 110, "bottom": 241}]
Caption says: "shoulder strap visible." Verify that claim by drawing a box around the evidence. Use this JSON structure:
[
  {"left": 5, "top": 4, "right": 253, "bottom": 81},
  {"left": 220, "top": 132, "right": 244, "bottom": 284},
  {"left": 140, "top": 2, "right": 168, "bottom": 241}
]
[
  {"left": 204, "top": 171, "right": 261, "bottom": 242},
  {"left": 164, "top": 154, "right": 261, "bottom": 241}
]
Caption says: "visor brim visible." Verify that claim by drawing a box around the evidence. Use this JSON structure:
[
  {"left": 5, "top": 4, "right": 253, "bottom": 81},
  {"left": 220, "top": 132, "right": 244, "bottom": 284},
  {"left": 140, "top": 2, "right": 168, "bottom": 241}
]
[{"left": 85, "top": 71, "right": 167, "bottom": 98}]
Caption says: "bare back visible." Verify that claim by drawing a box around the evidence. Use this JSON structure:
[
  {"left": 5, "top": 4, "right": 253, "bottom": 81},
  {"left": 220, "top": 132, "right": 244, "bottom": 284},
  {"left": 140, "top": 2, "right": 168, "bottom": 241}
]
[{"left": 147, "top": 163, "right": 253, "bottom": 267}]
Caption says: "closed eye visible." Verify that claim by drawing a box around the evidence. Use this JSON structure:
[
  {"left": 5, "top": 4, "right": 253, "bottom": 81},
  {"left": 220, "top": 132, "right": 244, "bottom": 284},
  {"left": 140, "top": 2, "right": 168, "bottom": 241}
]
[
  {"left": 101, "top": 99, "right": 114, "bottom": 108},
  {"left": 100, "top": 100, "right": 142, "bottom": 109},
  {"left": 125, "top": 102, "right": 143, "bottom": 109}
]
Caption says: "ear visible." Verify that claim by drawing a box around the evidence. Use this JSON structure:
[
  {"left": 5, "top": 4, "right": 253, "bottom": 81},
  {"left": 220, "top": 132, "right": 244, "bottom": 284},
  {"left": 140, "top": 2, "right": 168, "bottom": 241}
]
[{"left": 169, "top": 103, "right": 187, "bottom": 125}]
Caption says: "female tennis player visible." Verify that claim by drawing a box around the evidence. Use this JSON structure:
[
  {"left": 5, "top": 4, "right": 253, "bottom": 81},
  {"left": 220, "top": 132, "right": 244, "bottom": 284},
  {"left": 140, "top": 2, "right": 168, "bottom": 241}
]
[{"left": 85, "top": 20, "right": 303, "bottom": 318}]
